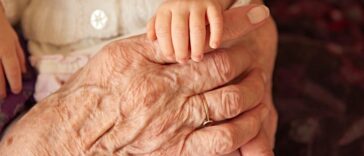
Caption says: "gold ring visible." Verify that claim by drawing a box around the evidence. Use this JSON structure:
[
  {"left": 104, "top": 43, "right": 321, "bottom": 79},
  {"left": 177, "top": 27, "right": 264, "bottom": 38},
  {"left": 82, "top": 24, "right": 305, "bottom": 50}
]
[{"left": 202, "top": 102, "right": 213, "bottom": 127}]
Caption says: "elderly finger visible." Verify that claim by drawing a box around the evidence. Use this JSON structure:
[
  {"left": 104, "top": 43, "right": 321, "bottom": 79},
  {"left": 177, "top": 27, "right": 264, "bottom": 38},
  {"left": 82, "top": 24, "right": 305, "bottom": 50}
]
[
  {"left": 240, "top": 129, "right": 274, "bottom": 156},
  {"left": 185, "top": 69, "right": 266, "bottom": 127},
  {"left": 171, "top": 11, "right": 190, "bottom": 64},
  {"left": 16, "top": 43, "right": 27, "bottom": 73},
  {"left": 0, "top": 62, "right": 6, "bottom": 98},
  {"left": 182, "top": 103, "right": 269, "bottom": 155},
  {"left": 155, "top": 10, "right": 174, "bottom": 59},
  {"left": 3, "top": 50, "right": 22, "bottom": 94},
  {"left": 220, "top": 5, "right": 270, "bottom": 44},
  {"left": 189, "top": 8, "right": 206, "bottom": 62}
]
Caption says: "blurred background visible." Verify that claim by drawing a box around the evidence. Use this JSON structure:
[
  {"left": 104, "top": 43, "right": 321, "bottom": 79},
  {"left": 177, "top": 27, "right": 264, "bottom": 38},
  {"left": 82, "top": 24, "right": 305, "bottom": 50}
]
[
  {"left": 1, "top": 0, "right": 363, "bottom": 155},
  {"left": 267, "top": 0, "right": 364, "bottom": 155}
]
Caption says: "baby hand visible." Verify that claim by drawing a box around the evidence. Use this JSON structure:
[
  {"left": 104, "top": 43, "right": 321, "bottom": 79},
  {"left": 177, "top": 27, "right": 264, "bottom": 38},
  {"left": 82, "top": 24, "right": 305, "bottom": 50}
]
[
  {"left": 147, "top": 0, "right": 228, "bottom": 64},
  {"left": 0, "top": 13, "right": 26, "bottom": 98}
]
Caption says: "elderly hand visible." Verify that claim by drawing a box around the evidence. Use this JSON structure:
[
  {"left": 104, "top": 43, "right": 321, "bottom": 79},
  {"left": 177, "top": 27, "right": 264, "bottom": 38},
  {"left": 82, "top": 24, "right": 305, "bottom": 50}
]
[{"left": 0, "top": 5, "right": 275, "bottom": 156}]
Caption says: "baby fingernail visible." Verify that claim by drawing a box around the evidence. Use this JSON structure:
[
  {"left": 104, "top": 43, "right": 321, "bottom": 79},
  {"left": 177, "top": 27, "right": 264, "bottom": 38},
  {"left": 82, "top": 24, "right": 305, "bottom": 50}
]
[
  {"left": 247, "top": 5, "right": 270, "bottom": 24},
  {"left": 210, "top": 42, "right": 219, "bottom": 49},
  {"left": 166, "top": 55, "right": 174, "bottom": 61},
  {"left": 192, "top": 55, "right": 203, "bottom": 62},
  {"left": 178, "top": 58, "right": 189, "bottom": 64}
]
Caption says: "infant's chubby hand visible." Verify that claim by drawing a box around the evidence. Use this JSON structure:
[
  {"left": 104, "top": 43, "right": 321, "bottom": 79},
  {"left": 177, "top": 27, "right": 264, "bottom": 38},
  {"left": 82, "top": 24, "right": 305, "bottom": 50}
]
[
  {"left": 147, "top": 0, "right": 228, "bottom": 64},
  {"left": 0, "top": 12, "right": 26, "bottom": 98}
]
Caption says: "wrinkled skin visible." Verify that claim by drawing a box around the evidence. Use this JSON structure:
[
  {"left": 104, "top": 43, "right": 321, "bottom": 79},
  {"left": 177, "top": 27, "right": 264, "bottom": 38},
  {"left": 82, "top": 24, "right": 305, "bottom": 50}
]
[{"left": 0, "top": 4, "right": 278, "bottom": 156}]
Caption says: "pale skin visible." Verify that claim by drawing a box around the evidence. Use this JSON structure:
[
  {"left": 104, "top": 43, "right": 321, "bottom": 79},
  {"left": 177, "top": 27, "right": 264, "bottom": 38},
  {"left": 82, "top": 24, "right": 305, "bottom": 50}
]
[
  {"left": 147, "top": 0, "right": 235, "bottom": 64},
  {"left": 0, "top": 5, "right": 277, "bottom": 156},
  {"left": 0, "top": 3, "right": 26, "bottom": 98}
]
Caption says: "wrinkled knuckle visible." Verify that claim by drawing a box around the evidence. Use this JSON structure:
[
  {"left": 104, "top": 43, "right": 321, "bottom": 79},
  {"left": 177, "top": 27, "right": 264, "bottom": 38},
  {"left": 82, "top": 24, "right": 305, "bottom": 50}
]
[
  {"left": 210, "top": 52, "right": 232, "bottom": 82},
  {"left": 185, "top": 96, "right": 206, "bottom": 126},
  {"left": 222, "top": 87, "right": 242, "bottom": 118},
  {"left": 213, "top": 127, "right": 235, "bottom": 154}
]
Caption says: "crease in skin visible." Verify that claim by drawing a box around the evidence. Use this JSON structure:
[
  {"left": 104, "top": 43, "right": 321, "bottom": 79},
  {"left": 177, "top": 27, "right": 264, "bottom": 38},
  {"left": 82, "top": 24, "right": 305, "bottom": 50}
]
[
  {"left": 183, "top": 94, "right": 206, "bottom": 127},
  {"left": 112, "top": 79, "right": 188, "bottom": 154},
  {"left": 111, "top": 117, "right": 152, "bottom": 154},
  {"left": 155, "top": 127, "right": 192, "bottom": 156},
  {"left": 123, "top": 123, "right": 190, "bottom": 155},
  {"left": 86, "top": 122, "right": 116, "bottom": 150},
  {"left": 88, "top": 115, "right": 148, "bottom": 155},
  {"left": 131, "top": 99, "right": 191, "bottom": 154},
  {"left": 52, "top": 85, "right": 120, "bottom": 154}
]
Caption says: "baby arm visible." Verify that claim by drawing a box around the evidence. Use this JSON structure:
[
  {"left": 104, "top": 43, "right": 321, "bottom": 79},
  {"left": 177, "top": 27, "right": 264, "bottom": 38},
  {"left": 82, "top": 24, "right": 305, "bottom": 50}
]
[
  {"left": 0, "top": 2, "right": 26, "bottom": 98},
  {"left": 147, "top": 0, "right": 235, "bottom": 64}
]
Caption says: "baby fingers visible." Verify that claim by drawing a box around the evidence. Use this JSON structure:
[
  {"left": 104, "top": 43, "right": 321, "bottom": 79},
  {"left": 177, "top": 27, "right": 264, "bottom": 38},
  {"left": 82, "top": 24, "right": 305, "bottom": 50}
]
[
  {"left": 171, "top": 11, "right": 190, "bottom": 64},
  {"left": 155, "top": 11, "right": 175, "bottom": 60},
  {"left": 207, "top": 4, "right": 224, "bottom": 49},
  {"left": 2, "top": 49, "right": 22, "bottom": 94},
  {"left": 0, "top": 63, "right": 6, "bottom": 98},
  {"left": 189, "top": 8, "right": 206, "bottom": 62}
]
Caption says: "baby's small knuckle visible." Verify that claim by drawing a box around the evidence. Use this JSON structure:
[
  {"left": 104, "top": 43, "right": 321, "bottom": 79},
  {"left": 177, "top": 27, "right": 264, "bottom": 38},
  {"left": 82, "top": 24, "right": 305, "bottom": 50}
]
[
  {"left": 156, "top": 28, "right": 170, "bottom": 37},
  {"left": 173, "top": 26, "right": 187, "bottom": 36},
  {"left": 210, "top": 20, "right": 223, "bottom": 31},
  {"left": 190, "top": 25, "right": 205, "bottom": 35}
]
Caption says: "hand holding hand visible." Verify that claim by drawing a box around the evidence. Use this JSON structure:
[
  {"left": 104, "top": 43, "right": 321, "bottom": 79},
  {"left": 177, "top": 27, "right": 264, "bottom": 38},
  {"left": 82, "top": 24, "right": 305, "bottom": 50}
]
[
  {"left": 147, "top": 0, "right": 233, "bottom": 64},
  {"left": 0, "top": 5, "right": 275, "bottom": 156}
]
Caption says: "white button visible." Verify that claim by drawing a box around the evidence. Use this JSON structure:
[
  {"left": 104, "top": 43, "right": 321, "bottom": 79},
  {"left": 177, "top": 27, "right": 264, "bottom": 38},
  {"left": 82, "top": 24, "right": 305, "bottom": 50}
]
[{"left": 90, "top": 9, "right": 108, "bottom": 30}]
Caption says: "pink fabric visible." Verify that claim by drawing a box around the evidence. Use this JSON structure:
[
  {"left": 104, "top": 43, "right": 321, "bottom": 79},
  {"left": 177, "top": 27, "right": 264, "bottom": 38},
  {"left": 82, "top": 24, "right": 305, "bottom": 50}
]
[
  {"left": 34, "top": 74, "right": 71, "bottom": 101},
  {"left": 31, "top": 54, "right": 91, "bottom": 101}
]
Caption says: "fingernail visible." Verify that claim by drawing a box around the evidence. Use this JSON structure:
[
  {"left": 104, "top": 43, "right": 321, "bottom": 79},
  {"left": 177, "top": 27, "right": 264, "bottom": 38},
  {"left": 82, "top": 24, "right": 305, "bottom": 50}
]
[
  {"left": 210, "top": 42, "right": 218, "bottom": 49},
  {"left": 192, "top": 55, "right": 203, "bottom": 62},
  {"left": 12, "top": 87, "right": 22, "bottom": 94},
  {"left": 178, "top": 58, "right": 189, "bottom": 64},
  {"left": 166, "top": 55, "right": 174, "bottom": 61},
  {"left": 247, "top": 5, "right": 270, "bottom": 24}
]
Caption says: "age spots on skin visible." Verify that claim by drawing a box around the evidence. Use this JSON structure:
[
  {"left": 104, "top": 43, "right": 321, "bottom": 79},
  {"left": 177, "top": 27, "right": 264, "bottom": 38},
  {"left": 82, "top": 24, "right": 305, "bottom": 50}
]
[{"left": 6, "top": 137, "right": 13, "bottom": 146}]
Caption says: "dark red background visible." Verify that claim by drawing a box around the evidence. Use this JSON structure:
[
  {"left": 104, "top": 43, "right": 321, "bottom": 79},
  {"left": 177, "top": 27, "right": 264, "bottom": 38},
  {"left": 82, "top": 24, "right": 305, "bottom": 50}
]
[{"left": 267, "top": 0, "right": 364, "bottom": 155}]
